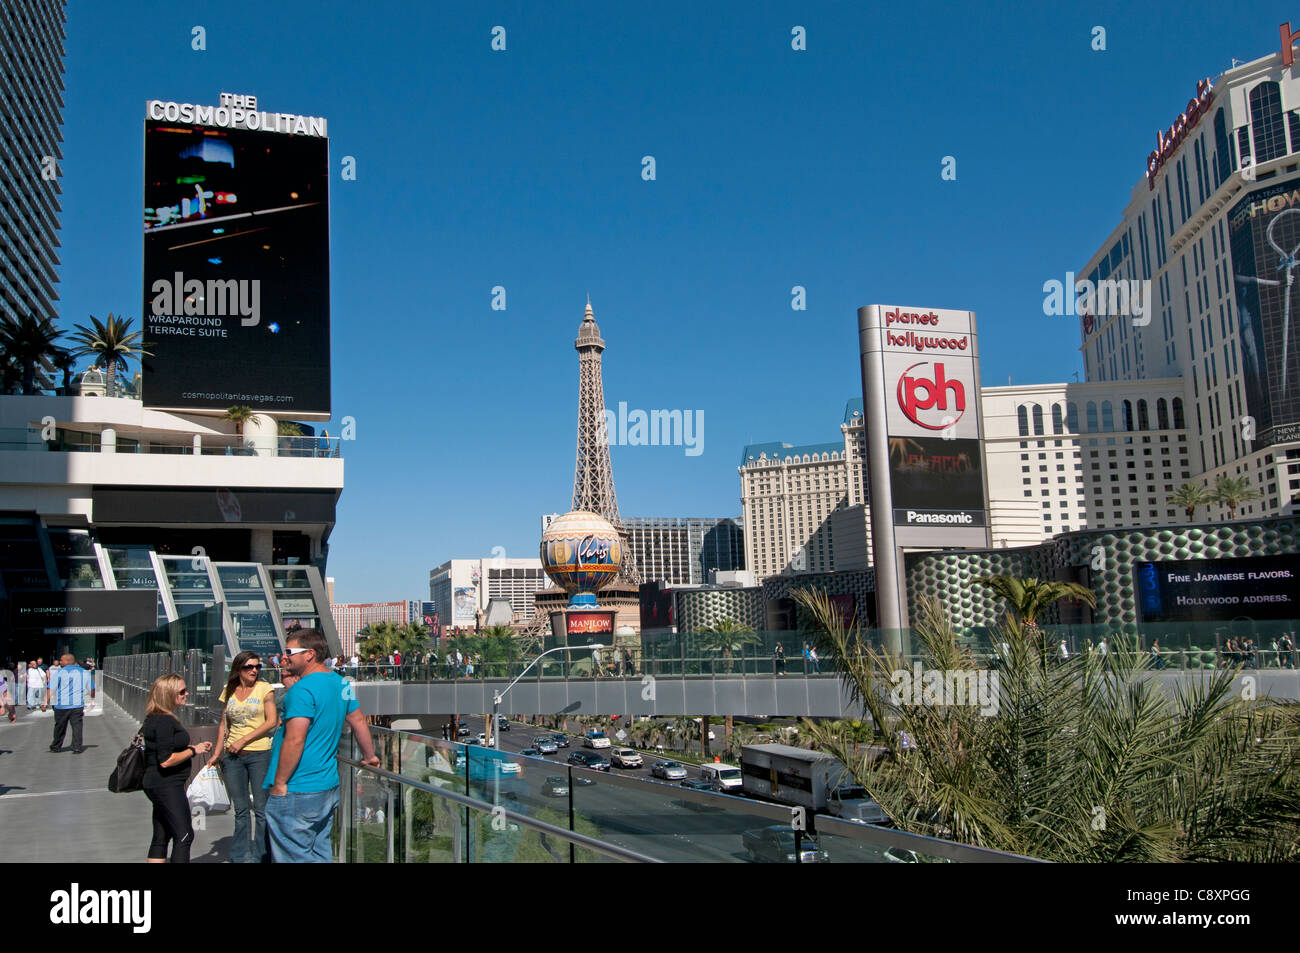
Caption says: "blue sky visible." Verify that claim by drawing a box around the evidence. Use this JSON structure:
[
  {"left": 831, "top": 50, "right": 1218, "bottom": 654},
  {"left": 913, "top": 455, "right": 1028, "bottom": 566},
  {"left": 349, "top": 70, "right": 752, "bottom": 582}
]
[{"left": 56, "top": 0, "right": 1295, "bottom": 601}]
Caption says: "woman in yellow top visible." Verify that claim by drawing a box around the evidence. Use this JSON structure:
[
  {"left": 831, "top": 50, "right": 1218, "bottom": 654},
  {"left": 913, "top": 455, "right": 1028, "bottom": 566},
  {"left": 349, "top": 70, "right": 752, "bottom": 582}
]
[{"left": 209, "top": 650, "right": 279, "bottom": 863}]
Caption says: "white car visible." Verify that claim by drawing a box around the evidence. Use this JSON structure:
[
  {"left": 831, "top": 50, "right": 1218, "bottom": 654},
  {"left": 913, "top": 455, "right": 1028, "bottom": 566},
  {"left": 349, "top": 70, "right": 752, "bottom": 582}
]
[
  {"left": 583, "top": 732, "right": 612, "bottom": 749},
  {"left": 611, "top": 748, "right": 642, "bottom": 768}
]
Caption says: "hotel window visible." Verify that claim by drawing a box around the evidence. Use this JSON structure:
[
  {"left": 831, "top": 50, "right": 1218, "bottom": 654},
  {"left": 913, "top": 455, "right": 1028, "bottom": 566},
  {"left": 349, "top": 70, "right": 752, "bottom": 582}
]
[{"left": 1250, "top": 82, "right": 1287, "bottom": 164}]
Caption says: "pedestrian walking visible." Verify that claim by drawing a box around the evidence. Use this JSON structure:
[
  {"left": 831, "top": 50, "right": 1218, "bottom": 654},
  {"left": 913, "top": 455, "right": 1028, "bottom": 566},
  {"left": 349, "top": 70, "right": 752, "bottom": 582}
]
[
  {"left": 774, "top": 642, "right": 786, "bottom": 676},
  {"left": 25, "top": 661, "right": 46, "bottom": 710},
  {"left": 808, "top": 645, "right": 820, "bottom": 674},
  {"left": 209, "top": 651, "right": 279, "bottom": 863},
  {"left": 0, "top": 671, "right": 15, "bottom": 722},
  {"left": 1150, "top": 639, "right": 1165, "bottom": 670},
  {"left": 801, "top": 643, "right": 812, "bottom": 674},
  {"left": 141, "top": 674, "right": 211, "bottom": 862},
  {"left": 46, "top": 653, "right": 94, "bottom": 753},
  {"left": 1058, "top": 639, "right": 1070, "bottom": 663},
  {"left": 83, "top": 659, "right": 97, "bottom": 711},
  {"left": 263, "top": 629, "right": 379, "bottom": 863}
]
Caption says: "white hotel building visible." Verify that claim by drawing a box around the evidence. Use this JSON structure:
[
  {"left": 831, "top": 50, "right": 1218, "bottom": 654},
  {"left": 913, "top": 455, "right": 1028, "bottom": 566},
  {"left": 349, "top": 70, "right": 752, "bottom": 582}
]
[{"left": 1076, "top": 33, "right": 1300, "bottom": 521}]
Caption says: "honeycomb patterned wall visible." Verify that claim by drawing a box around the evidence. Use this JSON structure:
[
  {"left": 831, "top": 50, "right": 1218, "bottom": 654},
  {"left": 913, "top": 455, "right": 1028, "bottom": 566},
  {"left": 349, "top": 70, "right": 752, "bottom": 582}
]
[
  {"left": 675, "top": 588, "right": 765, "bottom": 632},
  {"left": 763, "top": 569, "right": 877, "bottom": 628},
  {"left": 907, "top": 518, "right": 1299, "bottom": 629}
]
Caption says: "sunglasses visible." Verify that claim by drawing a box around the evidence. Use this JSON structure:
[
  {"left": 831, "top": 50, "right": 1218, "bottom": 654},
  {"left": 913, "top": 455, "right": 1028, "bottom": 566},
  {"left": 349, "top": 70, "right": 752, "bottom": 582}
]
[
  {"left": 179, "top": 688, "right": 189, "bottom": 696},
  {"left": 283, "top": 646, "right": 312, "bottom": 656},
  {"left": 242, "top": 663, "right": 263, "bottom": 670}
]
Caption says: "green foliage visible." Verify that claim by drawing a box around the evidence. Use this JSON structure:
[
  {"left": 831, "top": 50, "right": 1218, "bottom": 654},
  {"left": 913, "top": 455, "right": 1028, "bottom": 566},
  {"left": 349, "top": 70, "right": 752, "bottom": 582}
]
[
  {"left": 68, "top": 313, "right": 151, "bottom": 398},
  {"left": 972, "top": 575, "right": 1096, "bottom": 628},
  {"left": 1170, "top": 482, "right": 1211, "bottom": 521},
  {"left": 1210, "top": 475, "right": 1263, "bottom": 519},
  {"left": 0, "top": 313, "right": 64, "bottom": 394},
  {"left": 792, "top": 586, "right": 1300, "bottom": 862}
]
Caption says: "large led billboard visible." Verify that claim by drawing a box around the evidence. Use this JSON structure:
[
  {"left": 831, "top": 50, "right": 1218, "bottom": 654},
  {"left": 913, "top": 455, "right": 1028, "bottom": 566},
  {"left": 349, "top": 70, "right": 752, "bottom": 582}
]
[
  {"left": 142, "top": 99, "right": 330, "bottom": 414},
  {"left": 1134, "top": 555, "right": 1300, "bottom": 623},
  {"left": 1228, "top": 181, "right": 1300, "bottom": 448}
]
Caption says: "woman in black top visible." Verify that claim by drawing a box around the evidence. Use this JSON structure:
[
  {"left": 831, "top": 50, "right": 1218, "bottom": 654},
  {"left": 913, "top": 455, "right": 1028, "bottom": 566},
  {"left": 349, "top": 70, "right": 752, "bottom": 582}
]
[{"left": 142, "top": 674, "right": 212, "bottom": 863}]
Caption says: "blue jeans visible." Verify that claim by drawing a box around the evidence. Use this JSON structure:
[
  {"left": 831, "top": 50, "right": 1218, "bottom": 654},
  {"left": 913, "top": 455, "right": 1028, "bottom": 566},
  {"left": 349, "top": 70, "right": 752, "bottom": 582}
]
[
  {"left": 265, "top": 788, "right": 339, "bottom": 863},
  {"left": 222, "top": 749, "right": 271, "bottom": 863}
]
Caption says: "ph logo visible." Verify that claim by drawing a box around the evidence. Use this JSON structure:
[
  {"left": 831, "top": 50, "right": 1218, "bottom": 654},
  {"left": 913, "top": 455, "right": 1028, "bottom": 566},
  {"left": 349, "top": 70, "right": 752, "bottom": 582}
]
[{"left": 896, "top": 361, "right": 966, "bottom": 431}]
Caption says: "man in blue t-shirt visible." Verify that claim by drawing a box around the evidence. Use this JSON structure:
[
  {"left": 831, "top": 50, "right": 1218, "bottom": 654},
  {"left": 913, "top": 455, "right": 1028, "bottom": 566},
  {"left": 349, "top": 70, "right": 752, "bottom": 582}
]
[
  {"left": 264, "top": 629, "right": 379, "bottom": 862},
  {"left": 45, "top": 654, "right": 94, "bottom": 753}
]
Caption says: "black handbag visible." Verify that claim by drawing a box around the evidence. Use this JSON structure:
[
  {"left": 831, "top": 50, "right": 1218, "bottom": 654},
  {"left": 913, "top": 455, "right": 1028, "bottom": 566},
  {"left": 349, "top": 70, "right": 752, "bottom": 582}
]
[{"left": 108, "top": 725, "right": 146, "bottom": 793}]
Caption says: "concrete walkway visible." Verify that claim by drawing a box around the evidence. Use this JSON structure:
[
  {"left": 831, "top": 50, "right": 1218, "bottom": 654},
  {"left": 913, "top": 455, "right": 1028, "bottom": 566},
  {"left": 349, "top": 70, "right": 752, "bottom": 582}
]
[{"left": 0, "top": 696, "right": 233, "bottom": 862}]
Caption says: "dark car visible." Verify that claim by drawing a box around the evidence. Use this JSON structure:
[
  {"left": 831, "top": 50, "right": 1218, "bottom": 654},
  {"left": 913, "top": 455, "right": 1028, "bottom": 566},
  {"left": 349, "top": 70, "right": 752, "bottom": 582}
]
[
  {"left": 567, "top": 751, "right": 611, "bottom": 771},
  {"left": 741, "top": 826, "right": 829, "bottom": 863},
  {"left": 550, "top": 734, "right": 571, "bottom": 749},
  {"left": 541, "top": 775, "right": 569, "bottom": 798},
  {"left": 497, "top": 716, "right": 511, "bottom": 731}
]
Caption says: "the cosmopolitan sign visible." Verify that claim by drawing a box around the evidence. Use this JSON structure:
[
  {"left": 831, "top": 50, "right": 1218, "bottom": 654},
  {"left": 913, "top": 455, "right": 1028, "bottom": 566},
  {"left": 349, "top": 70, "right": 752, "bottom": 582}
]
[
  {"left": 1146, "top": 78, "right": 1213, "bottom": 190},
  {"left": 146, "top": 92, "right": 327, "bottom": 137}
]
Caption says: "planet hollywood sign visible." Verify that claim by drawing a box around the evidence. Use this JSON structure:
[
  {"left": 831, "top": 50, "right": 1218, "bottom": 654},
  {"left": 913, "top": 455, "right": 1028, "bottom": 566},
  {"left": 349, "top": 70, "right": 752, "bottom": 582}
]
[
  {"left": 1145, "top": 78, "right": 1213, "bottom": 190},
  {"left": 146, "top": 92, "right": 327, "bottom": 137}
]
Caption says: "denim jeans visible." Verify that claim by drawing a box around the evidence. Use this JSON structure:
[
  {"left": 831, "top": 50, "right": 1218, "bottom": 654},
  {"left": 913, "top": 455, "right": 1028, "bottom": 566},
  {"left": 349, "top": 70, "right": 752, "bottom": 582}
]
[
  {"left": 222, "top": 749, "right": 271, "bottom": 863},
  {"left": 265, "top": 788, "right": 339, "bottom": 863}
]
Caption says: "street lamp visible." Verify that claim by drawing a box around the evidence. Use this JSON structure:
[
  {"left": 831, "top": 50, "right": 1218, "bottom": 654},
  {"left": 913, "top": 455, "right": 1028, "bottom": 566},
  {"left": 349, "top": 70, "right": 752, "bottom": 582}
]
[{"left": 491, "top": 643, "right": 604, "bottom": 748}]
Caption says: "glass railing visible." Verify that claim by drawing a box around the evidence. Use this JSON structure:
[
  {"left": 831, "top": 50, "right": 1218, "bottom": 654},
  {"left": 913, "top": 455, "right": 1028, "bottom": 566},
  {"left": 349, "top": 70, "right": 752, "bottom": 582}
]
[
  {"left": 336, "top": 725, "right": 1041, "bottom": 863},
  {"left": 331, "top": 621, "right": 1300, "bottom": 684},
  {"left": 0, "top": 427, "right": 343, "bottom": 458}
]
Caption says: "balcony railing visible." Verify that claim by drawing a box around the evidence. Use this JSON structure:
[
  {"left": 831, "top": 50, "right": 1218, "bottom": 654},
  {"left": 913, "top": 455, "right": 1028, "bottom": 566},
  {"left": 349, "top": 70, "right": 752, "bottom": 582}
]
[{"left": 0, "top": 427, "right": 342, "bottom": 458}]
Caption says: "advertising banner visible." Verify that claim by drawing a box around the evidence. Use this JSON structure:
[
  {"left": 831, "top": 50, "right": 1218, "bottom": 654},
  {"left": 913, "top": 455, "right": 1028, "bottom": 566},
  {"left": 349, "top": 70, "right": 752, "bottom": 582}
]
[
  {"left": 1134, "top": 555, "right": 1300, "bottom": 622},
  {"left": 452, "top": 587, "right": 477, "bottom": 624},
  {"left": 566, "top": 611, "right": 614, "bottom": 638},
  {"left": 1228, "top": 181, "right": 1300, "bottom": 448},
  {"left": 888, "top": 436, "right": 986, "bottom": 527},
  {"left": 142, "top": 110, "right": 330, "bottom": 414}
]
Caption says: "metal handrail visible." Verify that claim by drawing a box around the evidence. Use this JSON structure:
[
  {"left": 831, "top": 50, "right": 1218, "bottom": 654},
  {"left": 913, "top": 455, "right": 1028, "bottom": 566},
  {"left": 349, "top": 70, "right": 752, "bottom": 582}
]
[{"left": 336, "top": 755, "right": 662, "bottom": 864}]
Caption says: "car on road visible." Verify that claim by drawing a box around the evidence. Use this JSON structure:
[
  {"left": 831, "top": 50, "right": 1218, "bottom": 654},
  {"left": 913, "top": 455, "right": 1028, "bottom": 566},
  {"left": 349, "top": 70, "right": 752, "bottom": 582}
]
[
  {"left": 611, "top": 748, "right": 642, "bottom": 768},
  {"left": 550, "top": 734, "right": 571, "bottom": 749},
  {"left": 567, "top": 751, "right": 611, "bottom": 771},
  {"left": 571, "top": 774, "right": 596, "bottom": 787},
  {"left": 456, "top": 726, "right": 471, "bottom": 737},
  {"left": 532, "top": 737, "right": 558, "bottom": 754},
  {"left": 651, "top": 760, "right": 688, "bottom": 780},
  {"left": 583, "top": 731, "right": 611, "bottom": 749},
  {"left": 497, "top": 716, "right": 511, "bottom": 731},
  {"left": 521, "top": 747, "right": 540, "bottom": 757},
  {"left": 741, "top": 826, "right": 829, "bottom": 863},
  {"left": 476, "top": 732, "right": 487, "bottom": 745},
  {"left": 541, "top": 776, "right": 569, "bottom": 798}
]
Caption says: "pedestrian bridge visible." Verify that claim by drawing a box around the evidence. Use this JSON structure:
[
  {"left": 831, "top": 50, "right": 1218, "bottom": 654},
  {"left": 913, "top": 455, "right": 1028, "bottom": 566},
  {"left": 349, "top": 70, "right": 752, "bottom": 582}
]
[{"left": 348, "top": 669, "right": 1300, "bottom": 717}]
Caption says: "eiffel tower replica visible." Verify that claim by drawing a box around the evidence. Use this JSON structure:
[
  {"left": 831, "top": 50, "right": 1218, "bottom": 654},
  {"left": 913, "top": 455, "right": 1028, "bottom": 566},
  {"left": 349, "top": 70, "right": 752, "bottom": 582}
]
[
  {"left": 524, "top": 299, "right": 643, "bottom": 639},
  {"left": 572, "top": 298, "right": 642, "bottom": 585}
]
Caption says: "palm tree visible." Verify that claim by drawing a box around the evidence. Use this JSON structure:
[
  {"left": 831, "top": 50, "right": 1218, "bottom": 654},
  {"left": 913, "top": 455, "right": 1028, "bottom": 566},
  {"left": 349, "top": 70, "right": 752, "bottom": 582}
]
[
  {"left": 694, "top": 618, "right": 760, "bottom": 673},
  {"left": 224, "top": 405, "right": 255, "bottom": 437},
  {"left": 0, "top": 314, "right": 64, "bottom": 394},
  {"left": 971, "top": 575, "right": 1096, "bottom": 629},
  {"left": 792, "top": 586, "right": 1300, "bottom": 861},
  {"left": 1170, "top": 482, "right": 1212, "bottom": 521},
  {"left": 67, "top": 313, "right": 151, "bottom": 398},
  {"left": 277, "top": 421, "right": 304, "bottom": 436},
  {"left": 1211, "top": 475, "right": 1263, "bottom": 520}
]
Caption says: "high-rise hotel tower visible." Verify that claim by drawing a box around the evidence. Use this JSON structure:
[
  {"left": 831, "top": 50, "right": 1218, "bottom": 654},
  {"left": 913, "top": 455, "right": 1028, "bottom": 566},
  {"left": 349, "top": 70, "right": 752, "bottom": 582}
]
[
  {"left": 0, "top": 0, "right": 66, "bottom": 330},
  {"left": 1080, "top": 23, "right": 1300, "bottom": 519}
]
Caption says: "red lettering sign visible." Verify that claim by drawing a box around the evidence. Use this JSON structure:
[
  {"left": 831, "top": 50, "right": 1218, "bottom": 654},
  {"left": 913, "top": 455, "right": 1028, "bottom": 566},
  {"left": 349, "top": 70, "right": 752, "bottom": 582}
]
[
  {"left": 896, "top": 361, "right": 966, "bottom": 430},
  {"left": 1283, "top": 21, "right": 1300, "bottom": 67},
  {"left": 1147, "top": 78, "right": 1214, "bottom": 190}
]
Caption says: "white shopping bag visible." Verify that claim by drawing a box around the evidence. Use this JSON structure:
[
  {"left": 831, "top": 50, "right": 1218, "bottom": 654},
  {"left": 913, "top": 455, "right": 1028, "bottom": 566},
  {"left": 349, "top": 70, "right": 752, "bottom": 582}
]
[{"left": 187, "top": 765, "right": 231, "bottom": 814}]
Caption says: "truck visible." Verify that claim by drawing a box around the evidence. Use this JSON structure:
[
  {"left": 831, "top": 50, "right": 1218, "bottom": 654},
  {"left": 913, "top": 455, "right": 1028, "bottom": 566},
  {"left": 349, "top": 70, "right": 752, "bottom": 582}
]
[{"left": 739, "top": 743, "right": 886, "bottom": 825}]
